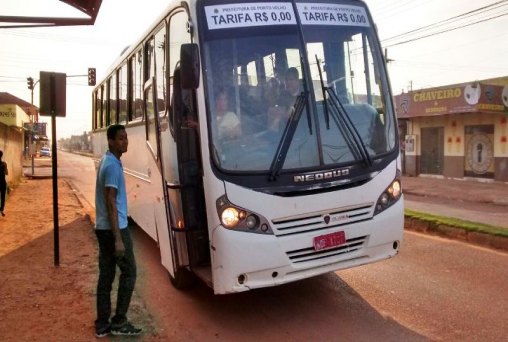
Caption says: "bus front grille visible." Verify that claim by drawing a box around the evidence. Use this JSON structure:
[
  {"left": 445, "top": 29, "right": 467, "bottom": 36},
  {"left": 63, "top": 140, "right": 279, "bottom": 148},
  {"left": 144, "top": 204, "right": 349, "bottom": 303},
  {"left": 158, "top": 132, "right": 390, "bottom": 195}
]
[
  {"left": 271, "top": 203, "right": 373, "bottom": 236},
  {"left": 286, "top": 236, "right": 367, "bottom": 264}
]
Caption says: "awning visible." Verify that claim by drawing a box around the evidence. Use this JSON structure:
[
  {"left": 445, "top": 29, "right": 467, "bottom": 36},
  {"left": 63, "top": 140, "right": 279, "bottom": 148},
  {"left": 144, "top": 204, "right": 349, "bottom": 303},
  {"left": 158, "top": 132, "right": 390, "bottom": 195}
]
[{"left": 0, "top": 0, "right": 102, "bottom": 28}]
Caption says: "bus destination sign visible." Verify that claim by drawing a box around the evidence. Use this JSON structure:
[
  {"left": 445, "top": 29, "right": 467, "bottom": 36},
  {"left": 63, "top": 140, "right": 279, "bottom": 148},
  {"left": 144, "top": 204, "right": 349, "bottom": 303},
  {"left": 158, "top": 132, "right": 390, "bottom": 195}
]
[
  {"left": 297, "top": 3, "right": 370, "bottom": 27},
  {"left": 205, "top": 2, "right": 296, "bottom": 30},
  {"left": 205, "top": 2, "right": 370, "bottom": 30}
]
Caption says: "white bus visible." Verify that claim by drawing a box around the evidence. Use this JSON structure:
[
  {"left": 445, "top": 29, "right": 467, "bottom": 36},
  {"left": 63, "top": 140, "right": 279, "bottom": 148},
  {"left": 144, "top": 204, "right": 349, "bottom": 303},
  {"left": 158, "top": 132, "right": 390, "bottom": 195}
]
[{"left": 92, "top": 0, "right": 403, "bottom": 294}]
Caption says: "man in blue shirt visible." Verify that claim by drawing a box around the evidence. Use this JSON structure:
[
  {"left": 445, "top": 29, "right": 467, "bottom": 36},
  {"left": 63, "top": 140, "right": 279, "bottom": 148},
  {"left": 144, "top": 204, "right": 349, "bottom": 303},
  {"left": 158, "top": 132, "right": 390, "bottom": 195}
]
[{"left": 94, "top": 124, "right": 141, "bottom": 337}]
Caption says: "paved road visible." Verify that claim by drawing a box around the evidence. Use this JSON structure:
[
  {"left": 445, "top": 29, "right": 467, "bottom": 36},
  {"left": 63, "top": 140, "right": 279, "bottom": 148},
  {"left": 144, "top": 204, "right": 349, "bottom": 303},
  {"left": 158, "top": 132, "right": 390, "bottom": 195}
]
[
  {"left": 59, "top": 151, "right": 508, "bottom": 341},
  {"left": 56, "top": 150, "right": 96, "bottom": 209}
]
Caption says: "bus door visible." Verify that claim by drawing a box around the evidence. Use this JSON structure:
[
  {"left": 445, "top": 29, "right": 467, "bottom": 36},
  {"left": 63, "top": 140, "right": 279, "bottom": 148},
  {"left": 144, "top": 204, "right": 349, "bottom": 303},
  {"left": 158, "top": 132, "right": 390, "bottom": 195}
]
[
  {"left": 143, "top": 77, "right": 178, "bottom": 278},
  {"left": 170, "top": 54, "right": 210, "bottom": 282}
]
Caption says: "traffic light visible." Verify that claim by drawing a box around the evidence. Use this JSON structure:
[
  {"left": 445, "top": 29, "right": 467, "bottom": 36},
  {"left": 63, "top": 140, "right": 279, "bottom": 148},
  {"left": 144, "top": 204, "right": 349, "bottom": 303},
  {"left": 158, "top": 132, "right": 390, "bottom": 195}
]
[
  {"left": 27, "top": 77, "right": 34, "bottom": 90},
  {"left": 88, "top": 67, "right": 96, "bottom": 86}
]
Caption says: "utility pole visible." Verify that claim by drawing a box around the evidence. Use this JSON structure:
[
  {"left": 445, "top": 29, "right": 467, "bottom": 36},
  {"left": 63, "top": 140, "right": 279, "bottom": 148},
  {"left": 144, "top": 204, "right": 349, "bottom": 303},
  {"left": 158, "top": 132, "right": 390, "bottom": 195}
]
[{"left": 27, "top": 76, "right": 39, "bottom": 175}]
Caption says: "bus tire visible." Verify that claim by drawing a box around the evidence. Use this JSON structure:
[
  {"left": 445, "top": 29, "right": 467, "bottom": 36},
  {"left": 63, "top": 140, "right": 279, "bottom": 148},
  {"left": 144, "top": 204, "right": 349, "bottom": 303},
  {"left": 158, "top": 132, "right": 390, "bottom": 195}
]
[{"left": 169, "top": 267, "right": 195, "bottom": 289}]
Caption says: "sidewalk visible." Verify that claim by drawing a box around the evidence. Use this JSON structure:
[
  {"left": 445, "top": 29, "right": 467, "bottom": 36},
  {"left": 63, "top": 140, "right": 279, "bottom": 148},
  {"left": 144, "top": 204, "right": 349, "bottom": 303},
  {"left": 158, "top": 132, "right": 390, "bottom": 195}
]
[
  {"left": 403, "top": 175, "right": 508, "bottom": 228},
  {"left": 403, "top": 174, "right": 508, "bottom": 251},
  {"left": 22, "top": 156, "right": 53, "bottom": 178},
  {"left": 403, "top": 175, "right": 508, "bottom": 207}
]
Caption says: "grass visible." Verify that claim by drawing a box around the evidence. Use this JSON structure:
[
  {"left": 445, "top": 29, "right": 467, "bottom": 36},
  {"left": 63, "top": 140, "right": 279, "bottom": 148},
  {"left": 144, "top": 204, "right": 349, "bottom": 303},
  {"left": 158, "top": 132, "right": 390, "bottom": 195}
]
[{"left": 405, "top": 209, "right": 508, "bottom": 238}]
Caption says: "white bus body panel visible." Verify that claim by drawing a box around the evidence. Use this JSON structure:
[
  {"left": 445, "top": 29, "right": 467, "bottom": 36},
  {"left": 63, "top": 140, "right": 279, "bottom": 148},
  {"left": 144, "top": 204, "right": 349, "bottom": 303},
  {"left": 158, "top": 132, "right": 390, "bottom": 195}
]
[
  {"left": 93, "top": 121, "right": 179, "bottom": 274},
  {"left": 119, "top": 124, "right": 158, "bottom": 241},
  {"left": 210, "top": 161, "right": 403, "bottom": 294}
]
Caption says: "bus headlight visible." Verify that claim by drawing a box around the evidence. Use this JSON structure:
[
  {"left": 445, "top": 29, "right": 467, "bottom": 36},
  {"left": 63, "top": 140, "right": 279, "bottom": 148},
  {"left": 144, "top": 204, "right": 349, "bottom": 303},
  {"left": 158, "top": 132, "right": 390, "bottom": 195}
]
[
  {"left": 374, "top": 173, "right": 402, "bottom": 215},
  {"left": 216, "top": 195, "right": 273, "bottom": 234},
  {"left": 221, "top": 207, "right": 240, "bottom": 228}
]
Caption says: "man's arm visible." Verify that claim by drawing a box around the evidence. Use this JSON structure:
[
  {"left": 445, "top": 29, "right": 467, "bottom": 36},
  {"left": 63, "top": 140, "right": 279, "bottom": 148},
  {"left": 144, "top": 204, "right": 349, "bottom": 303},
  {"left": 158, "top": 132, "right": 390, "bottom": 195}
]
[
  {"left": 105, "top": 186, "right": 125, "bottom": 257},
  {"left": 3, "top": 162, "right": 7, "bottom": 175}
]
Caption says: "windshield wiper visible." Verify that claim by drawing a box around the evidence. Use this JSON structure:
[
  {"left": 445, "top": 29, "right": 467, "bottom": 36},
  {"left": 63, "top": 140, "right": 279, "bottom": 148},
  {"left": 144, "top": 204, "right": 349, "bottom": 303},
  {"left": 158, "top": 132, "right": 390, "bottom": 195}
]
[
  {"left": 315, "top": 56, "right": 372, "bottom": 167},
  {"left": 268, "top": 91, "right": 308, "bottom": 181}
]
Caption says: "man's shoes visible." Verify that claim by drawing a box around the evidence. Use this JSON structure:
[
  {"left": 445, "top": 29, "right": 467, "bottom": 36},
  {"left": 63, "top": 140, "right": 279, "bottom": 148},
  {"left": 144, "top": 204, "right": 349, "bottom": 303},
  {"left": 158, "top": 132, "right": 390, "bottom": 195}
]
[
  {"left": 95, "top": 324, "right": 111, "bottom": 338},
  {"left": 111, "top": 321, "right": 142, "bottom": 336}
]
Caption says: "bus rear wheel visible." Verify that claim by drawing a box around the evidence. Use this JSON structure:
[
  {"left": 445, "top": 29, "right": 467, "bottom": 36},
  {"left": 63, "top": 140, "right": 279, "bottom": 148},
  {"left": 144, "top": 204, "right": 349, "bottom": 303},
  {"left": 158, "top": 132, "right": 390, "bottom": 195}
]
[{"left": 169, "top": 267, "right": 195, "bottom": 289}]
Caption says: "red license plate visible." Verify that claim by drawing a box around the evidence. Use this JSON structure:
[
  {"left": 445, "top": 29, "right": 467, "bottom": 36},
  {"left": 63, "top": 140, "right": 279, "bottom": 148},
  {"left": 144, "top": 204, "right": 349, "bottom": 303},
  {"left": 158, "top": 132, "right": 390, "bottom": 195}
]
[{"left": 313, "top": 231, "right": 346, "bottom": 251}]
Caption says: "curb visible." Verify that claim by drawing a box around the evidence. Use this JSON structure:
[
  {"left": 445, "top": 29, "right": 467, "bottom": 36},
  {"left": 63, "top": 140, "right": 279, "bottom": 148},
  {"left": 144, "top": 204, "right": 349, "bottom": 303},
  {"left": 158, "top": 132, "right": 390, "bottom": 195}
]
[
  {"left": 65, "top": 178, "right": 96, "bottom": 225},
  {"left": 405, "top": 216, "right": 508, "bottom": 252},
  {"left": 23, "top": 173, "right": 53, "bottom": 179}
]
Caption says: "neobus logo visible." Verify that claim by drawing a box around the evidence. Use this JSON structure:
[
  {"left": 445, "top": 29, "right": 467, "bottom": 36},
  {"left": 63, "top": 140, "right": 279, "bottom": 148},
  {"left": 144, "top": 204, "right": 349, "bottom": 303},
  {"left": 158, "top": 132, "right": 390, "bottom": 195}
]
[{"left": 294, "top": 168, "right": 350, "bottom": 183}]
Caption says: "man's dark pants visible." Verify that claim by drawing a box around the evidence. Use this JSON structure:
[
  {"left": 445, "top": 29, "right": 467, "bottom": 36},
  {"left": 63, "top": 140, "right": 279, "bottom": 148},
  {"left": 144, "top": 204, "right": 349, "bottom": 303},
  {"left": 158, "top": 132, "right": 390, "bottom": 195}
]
[
  {"left": 95, "top": 228, "right": 137, "bottom": 330},
  {"left": 0, "top": 181, "right": 6, "bottom": 212}
]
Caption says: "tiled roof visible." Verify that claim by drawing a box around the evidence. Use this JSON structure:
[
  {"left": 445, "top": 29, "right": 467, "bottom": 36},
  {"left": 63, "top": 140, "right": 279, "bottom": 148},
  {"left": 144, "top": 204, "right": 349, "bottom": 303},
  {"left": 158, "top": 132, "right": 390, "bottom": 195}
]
[{"left": 0, "top": 92, "right": 39, "bottom": 114}]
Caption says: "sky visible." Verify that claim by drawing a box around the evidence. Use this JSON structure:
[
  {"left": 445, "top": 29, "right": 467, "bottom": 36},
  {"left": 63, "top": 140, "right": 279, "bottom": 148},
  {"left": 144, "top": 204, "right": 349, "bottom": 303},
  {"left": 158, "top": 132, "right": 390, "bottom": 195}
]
[{"left": 1, "top": 0, "right": 508, "bottom": 139}]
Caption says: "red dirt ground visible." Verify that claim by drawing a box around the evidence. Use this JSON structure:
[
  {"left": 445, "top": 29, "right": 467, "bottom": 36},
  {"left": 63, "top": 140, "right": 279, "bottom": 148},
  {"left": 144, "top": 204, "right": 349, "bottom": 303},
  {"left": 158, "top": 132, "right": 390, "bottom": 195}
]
[{"left": 0, "top": 178, "right": 158, "bottom": 341}]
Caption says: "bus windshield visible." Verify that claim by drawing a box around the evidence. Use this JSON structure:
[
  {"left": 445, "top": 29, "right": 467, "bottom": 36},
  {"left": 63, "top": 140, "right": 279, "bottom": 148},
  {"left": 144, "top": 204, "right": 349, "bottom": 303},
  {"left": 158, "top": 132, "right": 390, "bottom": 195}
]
[{"left": 200, "top": 0, "right": 396, "bottom": 174}]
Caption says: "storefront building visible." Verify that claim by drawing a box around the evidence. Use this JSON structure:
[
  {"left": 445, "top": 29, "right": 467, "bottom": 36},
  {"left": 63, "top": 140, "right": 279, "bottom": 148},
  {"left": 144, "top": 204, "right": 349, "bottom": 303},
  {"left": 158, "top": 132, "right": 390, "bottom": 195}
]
[
  {"left": 0, "top": 103, "right": 30, "bottom": 128},
  {"left": 0, "top": 92, "right": 45, "bottom": 157},
  {"left": 395, "top": 79, "right": 508, "bottom": 182}
]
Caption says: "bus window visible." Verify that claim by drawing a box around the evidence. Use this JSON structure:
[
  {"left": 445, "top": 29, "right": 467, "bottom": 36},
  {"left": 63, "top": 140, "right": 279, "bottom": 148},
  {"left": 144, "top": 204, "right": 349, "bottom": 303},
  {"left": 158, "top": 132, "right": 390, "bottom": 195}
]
[
  {"left": 109, "top": 73, "right": 117, "bottom": 124},
  {"left": 102, "top": 84, "right": 108, "bottom": 127},
  {"left": 131, "top": 49, "right": 144, "bottom": 120},
  {"left": 169, "top": 12, "right": 191, "bottom": 102},
  {"left": 145, "top": 84, "right": 158, "bottom": 158},
  {"left": 91, "top": 92, "right": 95, "bottom": 129},
  {"left": 93, "top": 90, "right": 99, "bottom": 129},
  {"left": 118, "top": 63, "right": 128, "bottom": 124},
  {"left": 98, "top": 86, "right": 103, "bottom": 128},
  {"left": 154, "top": 25, "right": 167, "bottom": 116},
  {"left": 146, "top": 37, "right": 155, "bottom": 80}
]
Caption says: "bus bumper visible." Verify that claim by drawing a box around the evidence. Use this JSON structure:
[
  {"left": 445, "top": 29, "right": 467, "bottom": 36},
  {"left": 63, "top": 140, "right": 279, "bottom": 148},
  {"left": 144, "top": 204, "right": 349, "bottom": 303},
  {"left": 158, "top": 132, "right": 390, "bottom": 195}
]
[{"left": 210, "top": 198, "right": 404, "bottom": 294}]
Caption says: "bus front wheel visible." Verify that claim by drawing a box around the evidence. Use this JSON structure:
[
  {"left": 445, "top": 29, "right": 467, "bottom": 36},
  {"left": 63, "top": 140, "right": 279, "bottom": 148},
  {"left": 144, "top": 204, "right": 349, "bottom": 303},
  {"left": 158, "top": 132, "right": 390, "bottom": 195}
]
[{"left": 169, "top": 267, "right": 195, "bottom": 289}]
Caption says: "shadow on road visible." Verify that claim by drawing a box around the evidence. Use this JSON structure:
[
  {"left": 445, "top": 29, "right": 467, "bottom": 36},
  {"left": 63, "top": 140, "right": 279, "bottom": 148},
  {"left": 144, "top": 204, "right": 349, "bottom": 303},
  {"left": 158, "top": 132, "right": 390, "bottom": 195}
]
[{"left": 132, "top": 225, "right": 428, "bottom": 341}]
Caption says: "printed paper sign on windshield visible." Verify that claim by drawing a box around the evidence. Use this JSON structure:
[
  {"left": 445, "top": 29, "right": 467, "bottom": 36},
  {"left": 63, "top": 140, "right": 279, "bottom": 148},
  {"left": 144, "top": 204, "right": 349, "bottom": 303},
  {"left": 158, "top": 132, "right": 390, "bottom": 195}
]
[
  {"left": 205, "top": 2, "right": 296, "bottom": 30},
  {"left": 297, "top": 3, "right": 370, "bottom": 27}
]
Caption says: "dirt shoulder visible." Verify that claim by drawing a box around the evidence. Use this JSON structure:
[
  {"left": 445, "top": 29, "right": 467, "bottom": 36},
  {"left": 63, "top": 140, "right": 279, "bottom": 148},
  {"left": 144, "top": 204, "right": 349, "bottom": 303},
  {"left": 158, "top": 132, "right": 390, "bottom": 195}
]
[{"left": 0, "top": 178, "right": 156, "bottom": 341}]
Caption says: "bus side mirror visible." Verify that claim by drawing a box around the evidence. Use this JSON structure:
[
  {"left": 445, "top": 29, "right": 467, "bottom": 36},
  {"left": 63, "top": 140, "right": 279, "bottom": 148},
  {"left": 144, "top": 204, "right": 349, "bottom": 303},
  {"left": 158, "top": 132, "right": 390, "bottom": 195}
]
[{"left": 180, "top": 43, "right": 200, "bottom": 89}]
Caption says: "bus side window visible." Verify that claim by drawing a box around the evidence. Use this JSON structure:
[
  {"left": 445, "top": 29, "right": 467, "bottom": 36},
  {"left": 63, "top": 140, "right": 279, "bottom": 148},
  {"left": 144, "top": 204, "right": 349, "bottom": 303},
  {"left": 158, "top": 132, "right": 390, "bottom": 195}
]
[
  {"left": 154, "top": 25, "right": 167, "bottom": 117},
  {"left": 130, "top": 49, "right": 144, "bottom": 120},
  {"left": 118, "top": 63, "right": 128, "bottom": 124},
  {"left": 109, "top": 72, "right": 117, "bottom": 125},
  {"left": 103, "top": 83, "right": 108, "bottom": 127},
  {"left": 168, "top": 10, "right": 191, "bottom": 137}
]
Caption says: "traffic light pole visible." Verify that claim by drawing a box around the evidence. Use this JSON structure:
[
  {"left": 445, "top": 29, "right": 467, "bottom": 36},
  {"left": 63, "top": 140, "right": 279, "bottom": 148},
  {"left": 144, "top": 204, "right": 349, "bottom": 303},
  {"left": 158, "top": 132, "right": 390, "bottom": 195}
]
[
  {"left": 51, "top": 91, "right": 59, "bottom": 267},
  {"left": 27, "top": 77, "right": 39, "bottom": 175}
]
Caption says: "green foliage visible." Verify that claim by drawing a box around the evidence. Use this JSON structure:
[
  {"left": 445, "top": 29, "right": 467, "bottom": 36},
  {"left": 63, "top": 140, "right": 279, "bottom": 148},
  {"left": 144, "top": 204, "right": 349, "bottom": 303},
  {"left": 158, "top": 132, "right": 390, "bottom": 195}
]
[{"left": 405, "top": 209, "right": 508, "bottom": 238}]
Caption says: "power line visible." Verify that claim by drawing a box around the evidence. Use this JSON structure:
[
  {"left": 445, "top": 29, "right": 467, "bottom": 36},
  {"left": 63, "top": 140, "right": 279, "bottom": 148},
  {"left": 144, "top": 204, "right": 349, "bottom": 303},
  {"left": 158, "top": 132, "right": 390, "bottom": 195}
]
[
  {"left": 373, "top": 0, "right": 440, "bottom": 21},
  {"left": 382, "top": 0, "right": 508, "bottom": 43},
  {"left": 384, "top": 9, "right": 508, "bottom": 48}
]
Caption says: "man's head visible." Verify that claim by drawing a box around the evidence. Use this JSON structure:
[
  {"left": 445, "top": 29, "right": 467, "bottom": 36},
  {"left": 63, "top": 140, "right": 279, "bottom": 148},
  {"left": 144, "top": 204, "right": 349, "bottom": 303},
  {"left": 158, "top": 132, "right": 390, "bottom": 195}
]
[
  {"left": 215, "top": 88, "right": 230, "bottom": 114},
  {"left": 285, "top": 67, "right": 300, "bottom": 96},
  {"left": 0, "top": 150, "right": 3, "bottom": 159},
  {"left": 107, "top": 124, "right": 128, "bottom": 156}
]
